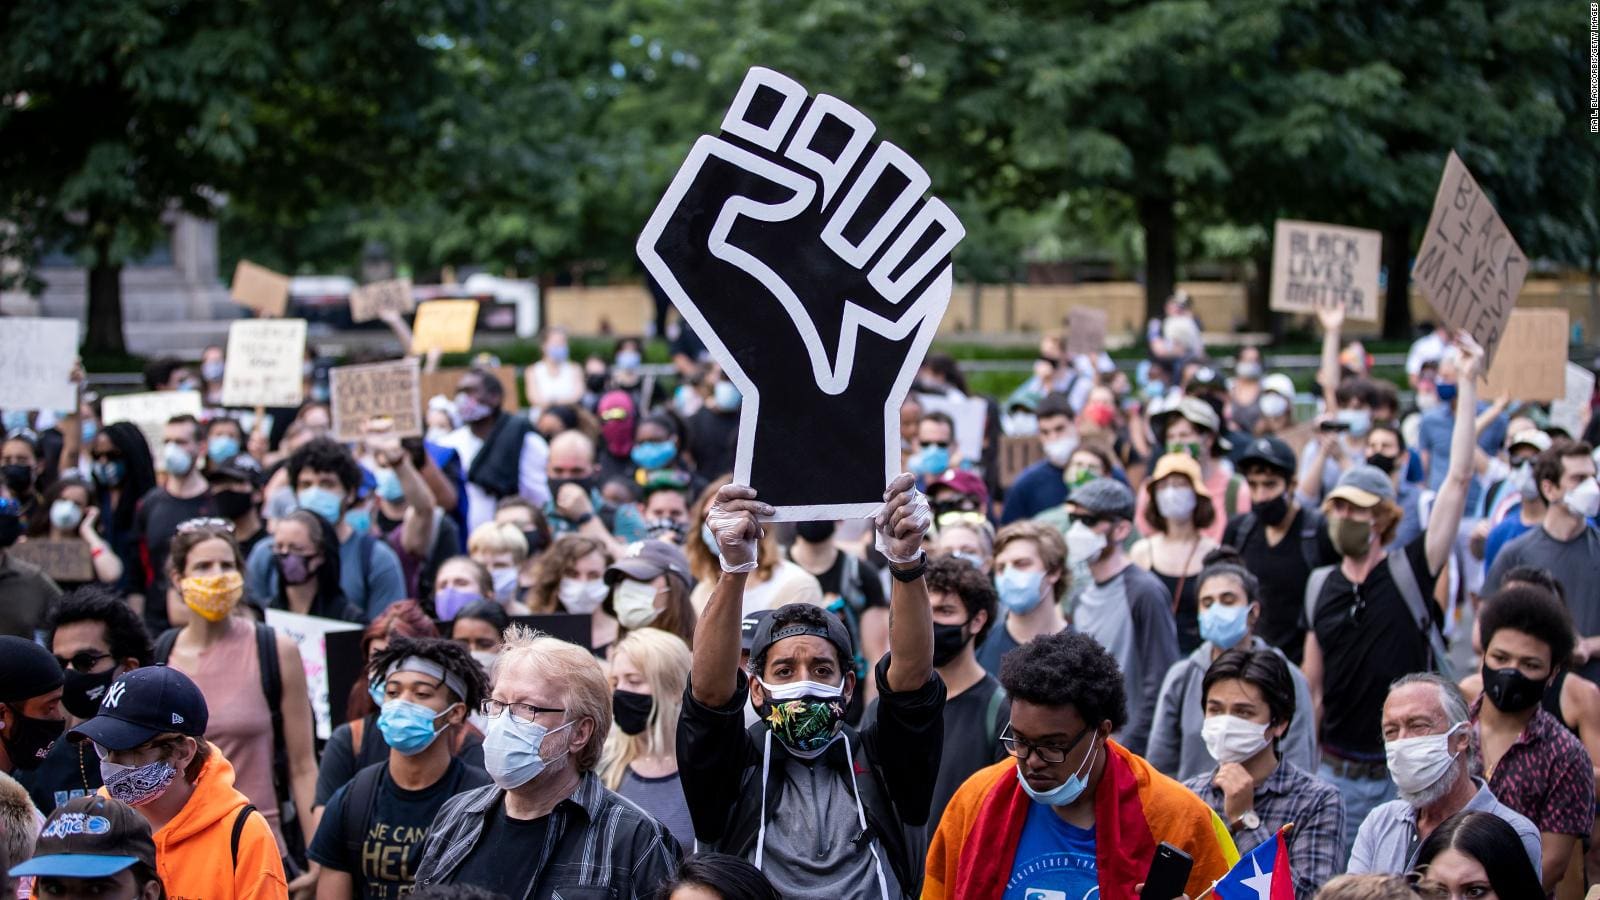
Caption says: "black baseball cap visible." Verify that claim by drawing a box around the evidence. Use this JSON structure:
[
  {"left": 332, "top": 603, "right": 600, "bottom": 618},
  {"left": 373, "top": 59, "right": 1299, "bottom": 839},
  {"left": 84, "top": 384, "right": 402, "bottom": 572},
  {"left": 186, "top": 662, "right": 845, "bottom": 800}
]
[
  {"left": 9, "top": 794, "right": 156, "bottom": 879},
  {"left": 740, "top": 609, "right": 773, "bottom": 652},
  {"left": 68, "top": 666, "right": 209, "bottom": 751},
  {"left": 1237, "top": 436, "right": 1296, "bottom": 478},
  {"left": 0, "top": 635, "right": 64, "bottom": 702},
  {"left": 748, "top": 603, "right": 854, "bottom": 664}
]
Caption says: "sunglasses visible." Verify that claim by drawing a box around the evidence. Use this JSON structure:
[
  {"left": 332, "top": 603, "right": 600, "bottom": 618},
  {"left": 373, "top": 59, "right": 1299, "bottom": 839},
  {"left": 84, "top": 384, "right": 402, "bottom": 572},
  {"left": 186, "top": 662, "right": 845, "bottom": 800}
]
[
  {"left": 56, "top": 650, "right": 111, "bottom": 673},
  {"left": 1067, "top": 512, "right": 1107, "bottom": 528}
]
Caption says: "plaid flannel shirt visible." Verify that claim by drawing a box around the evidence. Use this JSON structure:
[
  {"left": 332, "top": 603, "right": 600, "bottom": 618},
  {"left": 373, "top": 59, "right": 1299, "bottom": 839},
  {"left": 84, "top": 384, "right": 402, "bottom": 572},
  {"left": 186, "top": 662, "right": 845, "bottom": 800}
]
[{"left": 1185, "top": 760, "right": 1346, "bottom": 899}]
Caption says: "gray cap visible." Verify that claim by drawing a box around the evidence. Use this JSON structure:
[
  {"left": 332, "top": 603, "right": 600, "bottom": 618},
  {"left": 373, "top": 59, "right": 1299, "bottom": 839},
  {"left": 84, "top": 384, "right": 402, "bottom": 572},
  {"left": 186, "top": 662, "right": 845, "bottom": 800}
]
[
  {"left": 1067, "top": 477, "right": 1136, "bottom": 521},
  {"left": 1327, "top": 465, "right": 1397, "bottom": 508}
]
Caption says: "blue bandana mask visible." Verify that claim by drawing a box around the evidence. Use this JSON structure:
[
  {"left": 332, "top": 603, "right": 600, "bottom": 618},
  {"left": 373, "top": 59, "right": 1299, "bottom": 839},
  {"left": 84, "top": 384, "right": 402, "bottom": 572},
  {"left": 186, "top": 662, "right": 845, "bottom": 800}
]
[{"left": 377, "top": 698, "right": 457, "bottom": 756}]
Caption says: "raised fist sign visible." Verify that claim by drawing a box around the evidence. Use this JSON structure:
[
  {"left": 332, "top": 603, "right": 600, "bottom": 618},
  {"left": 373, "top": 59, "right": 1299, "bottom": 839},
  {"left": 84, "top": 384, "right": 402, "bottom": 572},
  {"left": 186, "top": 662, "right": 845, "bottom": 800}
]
[{"left": 638, "top": 67, "right": 965, "bottom": 521}]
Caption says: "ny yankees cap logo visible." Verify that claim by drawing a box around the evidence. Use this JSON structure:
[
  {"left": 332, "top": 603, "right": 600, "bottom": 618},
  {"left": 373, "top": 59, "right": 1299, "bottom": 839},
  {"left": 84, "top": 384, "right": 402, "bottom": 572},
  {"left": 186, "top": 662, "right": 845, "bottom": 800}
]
[{"left": 102, "top": 681, "right": 126, "bottom": 709}]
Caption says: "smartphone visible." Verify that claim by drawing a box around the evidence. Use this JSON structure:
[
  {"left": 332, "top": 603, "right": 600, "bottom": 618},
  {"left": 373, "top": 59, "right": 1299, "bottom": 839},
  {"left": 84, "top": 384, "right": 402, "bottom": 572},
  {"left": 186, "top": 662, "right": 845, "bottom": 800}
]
[
  {"left": 1139, "top": 842, "right": 1194, "bottom": 900},
  {"left": 1318, "top": 419, "right": 1351, "bottom": 432}
]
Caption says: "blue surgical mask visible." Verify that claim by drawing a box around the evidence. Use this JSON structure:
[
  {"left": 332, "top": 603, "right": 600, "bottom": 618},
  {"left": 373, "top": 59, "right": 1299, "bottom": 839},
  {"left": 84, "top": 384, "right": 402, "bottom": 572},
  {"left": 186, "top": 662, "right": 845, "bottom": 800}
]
[
  {"left": 996, "top": 568, "right": 1046, "bottom": 614},
  {"left": 952, "top": 551, "right": 985, "bottom": 570},
  {"left": 377, "top": 698, "right": 456, "bottom": 756},
  {"left": 631, "top": 440, "right": 677, "bottom": 470},
  {"left": 615, "top": 349, "right": 642, "bottom": 370},
  {"left": 2, "top": 410, "right": 30, "bottom": 432},
  {"left": 163, "top": 442, "right": 194, "bottom": 477},
  {"left": 207, "top": 435, "right": 240, "bottom": 464},
  {"left": 344, "top": 506, "right": 372, "bottom": 535},
  {"left": 1016, "top": 733, "right": 1100, "bottom": 807},
  {"left": 297, "top": 486, "right": 345, "bottom": 524},
  {"left": 482, "top": 712, "right": 574, "bottom": 790},
  {"left": 374, "top": 468, "right": 405, "bottom": 503},
  {"left": 913, "top": 445, "right": 950, "bottom": 476},
  {"left": 1199, "top": 602, "right": 1252, "bottom": 650},
  {"left": 714, "top": 381, "right": 742, "bottom": 410},
  {"left": 1336, "top": 408, "right": 1372, "bottom": 437},
  {"left": 369, "top": 680, "right": 386, "bottom": 707},
  {"left": 701, "top": 522, "right": 720, "bottom": 556},
  {"left": 546, "top": 345, "right": 569, "bottom": 363},
  {"left": 92, "top": 460, "right": 124, "bottom": 488}
]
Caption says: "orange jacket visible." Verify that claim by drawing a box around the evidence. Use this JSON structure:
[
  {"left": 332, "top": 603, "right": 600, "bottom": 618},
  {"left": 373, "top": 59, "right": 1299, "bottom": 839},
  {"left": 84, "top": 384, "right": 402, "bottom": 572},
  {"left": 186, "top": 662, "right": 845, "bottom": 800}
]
[
  {"left": 925, "top": 742, "right": 1237, "bottom": 899},
  {"left": 150, "top": 743, "right": 287, "bottom": 900}
]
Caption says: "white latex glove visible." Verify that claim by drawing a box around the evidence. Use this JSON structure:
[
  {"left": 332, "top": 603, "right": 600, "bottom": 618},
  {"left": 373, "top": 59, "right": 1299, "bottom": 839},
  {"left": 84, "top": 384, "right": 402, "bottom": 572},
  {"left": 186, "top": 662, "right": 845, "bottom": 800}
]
[{"left": 874, "top": 472, "right": 933, "bottom": 565}]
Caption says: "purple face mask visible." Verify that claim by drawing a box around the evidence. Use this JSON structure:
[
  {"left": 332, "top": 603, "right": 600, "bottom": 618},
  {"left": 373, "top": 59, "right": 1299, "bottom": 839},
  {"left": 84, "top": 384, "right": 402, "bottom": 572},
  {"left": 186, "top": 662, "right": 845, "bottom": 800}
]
[
  {"left": 276, "top": 552, "right": 315, "bottom": 585},
  {"left": 434, "top": 586, "right": 483, "bottom": 620}
]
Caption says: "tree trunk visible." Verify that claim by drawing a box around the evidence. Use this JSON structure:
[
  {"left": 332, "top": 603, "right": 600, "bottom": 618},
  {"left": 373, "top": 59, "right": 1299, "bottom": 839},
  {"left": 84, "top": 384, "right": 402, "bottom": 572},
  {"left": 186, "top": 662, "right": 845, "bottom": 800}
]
[
  {"left": 1246, "top": 242, "right": 1273, "bottom": 334},
  {"left": 1139, "top": 194, "right": 1176, "bottom": 323},
  {"left": 1382, "top": 220, "right": 1413, "bottom": 341},
  {"left": 83, "top": 239, "right": 126, "bottom": 357}
]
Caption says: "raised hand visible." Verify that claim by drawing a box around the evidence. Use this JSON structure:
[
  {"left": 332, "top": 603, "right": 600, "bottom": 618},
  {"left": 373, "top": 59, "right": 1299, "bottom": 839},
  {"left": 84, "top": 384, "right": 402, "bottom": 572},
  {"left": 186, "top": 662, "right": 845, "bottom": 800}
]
[
  {"left": 1316, "top": 300, "right": 1345, "bottom": 332},
  {"left": 638, "top": 67, "right": 964, "bottom": 518},
  {"left": 705, "top": 484, "right": 775, "bottom": 574},
  {"left": 1454, "top": 332, "right": 1485, "bottom": 383},
  {"left": 874, "top": 473, "right": 932, "bottom": 564}
]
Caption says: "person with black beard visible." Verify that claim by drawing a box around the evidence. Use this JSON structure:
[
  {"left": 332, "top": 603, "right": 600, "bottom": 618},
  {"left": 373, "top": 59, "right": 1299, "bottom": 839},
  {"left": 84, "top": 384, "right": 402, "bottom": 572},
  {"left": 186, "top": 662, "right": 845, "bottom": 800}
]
[
  {"left": 0, "top": 635, "right": 66, "bottom": 776},
  {"left": 1220, "top": 436, "right": 1337, "bottom": 664},
  {"left": 21, "top": 586, "right": 153, "bottom": 812},
  {"left": 0, "top": 493, "right": 63, "bottom": 638}
]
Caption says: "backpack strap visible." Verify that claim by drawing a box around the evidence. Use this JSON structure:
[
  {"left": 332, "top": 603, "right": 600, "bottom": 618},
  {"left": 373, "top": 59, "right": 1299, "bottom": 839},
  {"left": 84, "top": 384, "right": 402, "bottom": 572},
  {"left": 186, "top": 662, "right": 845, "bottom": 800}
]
[
  {"left": 984, "top": 684, "right": 1009, "bottom": 747},
  {"left": 231, "top": 804, "right": 256, "bottom": 868},
  {"left": 1304, "top": 564, "right": 1336, "bottom": 631},
  {"left": 254, "top": 624, "right": 292, "bottom": 818},
  {"left": 152, "top": 627, "right": 180, "bottom": 665},
  {"left": 1387, "top": 548, "right": 1456, "bottom": 681},
  {"left": 1224, "top": 474, "right": 1243, "bottom": 520},
  {"left": 1232, "top": 512, "right": 1258, "bottom": 553},
  {"left": 1298, "top": 507, "right": 1325, "bottom": 572},
  {"left": 340, "top": 764, "right": 386, "bottom": 875}
]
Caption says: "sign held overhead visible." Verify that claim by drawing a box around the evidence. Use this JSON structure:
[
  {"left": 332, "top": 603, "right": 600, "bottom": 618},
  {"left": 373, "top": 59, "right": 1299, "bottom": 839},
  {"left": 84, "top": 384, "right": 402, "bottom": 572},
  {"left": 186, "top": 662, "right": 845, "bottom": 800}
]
[{"left": 1270, "top": 220, "right": 1382, "bottom": 322}]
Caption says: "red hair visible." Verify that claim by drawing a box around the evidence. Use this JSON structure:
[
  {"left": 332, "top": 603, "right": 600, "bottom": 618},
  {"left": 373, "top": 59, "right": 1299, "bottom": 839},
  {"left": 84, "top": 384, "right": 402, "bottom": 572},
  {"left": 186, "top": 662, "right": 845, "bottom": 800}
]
[{"left": 345, "top": 600, "right": 440, "bottom": 721}]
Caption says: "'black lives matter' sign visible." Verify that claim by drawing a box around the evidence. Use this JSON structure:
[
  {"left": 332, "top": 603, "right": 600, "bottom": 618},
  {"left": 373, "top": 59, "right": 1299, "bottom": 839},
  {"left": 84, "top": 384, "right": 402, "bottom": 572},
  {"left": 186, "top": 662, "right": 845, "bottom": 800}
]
[
  {"left": 1413, "top": 151, "right": 1528, "bottom": 368},
  {"left": 1270, "top": 220, "right": 1382, "bottom": 322}
]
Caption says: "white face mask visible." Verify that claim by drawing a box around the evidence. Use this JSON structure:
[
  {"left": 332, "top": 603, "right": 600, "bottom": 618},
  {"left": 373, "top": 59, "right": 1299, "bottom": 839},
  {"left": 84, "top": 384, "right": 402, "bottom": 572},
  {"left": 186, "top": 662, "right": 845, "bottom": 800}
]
[
  {"left": 1064, "top": 521, "right": 1108, "bottom": 566},
  {"left": 611, "top": 579, "right": 661, "bottom": 630},
  {"left": 1043, "top": 434, "right": 1079, "bottom": 467},
  {"left": 470, "top": 650, "right": 500, "bottom": 671},
  {"left": 1258, "top": 392, "right": 1289, "bottom": 419},
  {"left": 1385, "top": 722, "right": 1463, "bottom": 796},
  {"left": 1155, "top": 485, "right": 1197, "bottom": 521},
  {"left": 1201, "top": 714, "right": 1271, "bottom": 764},
  {"left": 756, "top": 678, "right": 844, "bottom": 702},
  {"left": 558, "top": 578, "right": 608, "bottom": 614},
  {"left": 1563, "top": 477, "right": 1600, "bottom": 520}
]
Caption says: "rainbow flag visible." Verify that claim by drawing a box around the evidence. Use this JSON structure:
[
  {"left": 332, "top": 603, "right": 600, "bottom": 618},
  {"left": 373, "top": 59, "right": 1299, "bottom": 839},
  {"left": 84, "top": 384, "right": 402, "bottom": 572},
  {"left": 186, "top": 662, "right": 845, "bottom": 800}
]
[{"left": 1211, "top": 825, "right": 1293, "bottom": 900}]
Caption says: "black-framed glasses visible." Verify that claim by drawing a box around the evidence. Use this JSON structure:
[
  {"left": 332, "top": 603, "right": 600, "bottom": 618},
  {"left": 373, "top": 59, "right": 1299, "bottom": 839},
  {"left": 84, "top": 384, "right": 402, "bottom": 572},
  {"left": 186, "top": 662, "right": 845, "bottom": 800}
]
[
  {"left": 1067, "top": 512, "right": 1106, "bottom": 529},
  {"left": 1000, "top": 722, "right": 1092, "bottom": 765},
  {"left": 55, "top": 650, "right": 111, "bottom": 673},
  {"left": 481, "top": 699, "right": 566, "bottom": 725}
]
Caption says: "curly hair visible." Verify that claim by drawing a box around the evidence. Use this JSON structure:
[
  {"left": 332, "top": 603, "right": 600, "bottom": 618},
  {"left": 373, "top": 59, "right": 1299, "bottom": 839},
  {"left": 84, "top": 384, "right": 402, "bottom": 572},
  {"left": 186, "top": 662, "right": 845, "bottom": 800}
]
[
  {"left": 999, "top": 630, "right": 1127, "bottom": 731},
  {"left": 925, "top": 556, "right": 998, "bottom": 645},
  {"left": 749, "top": 603, "right": 844, "bottom": 679},
  {"left": 1479, "top": 584, "right": 1577, "bottom": 668},
  {"left": 346, "top": 599, "right": 441, "bottom": 721},
  {"left": 528, "top": 535, "right": 613, "bottom": 613},
  {"left": 46, "top": 585, "right": 155, "bottom": 667},
  {"left": 368, "top": 635, "right": 490, "bottom": 714},
  {"left": 287, "top": 437, "right": 363, "bottom": 495}
]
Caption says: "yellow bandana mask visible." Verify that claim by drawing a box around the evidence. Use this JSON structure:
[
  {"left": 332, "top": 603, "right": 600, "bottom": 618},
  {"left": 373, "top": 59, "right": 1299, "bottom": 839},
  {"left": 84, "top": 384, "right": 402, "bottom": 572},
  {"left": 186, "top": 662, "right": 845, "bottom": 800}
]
[{"left": 181, "top": 572, "right": 244, "bottom": 622}]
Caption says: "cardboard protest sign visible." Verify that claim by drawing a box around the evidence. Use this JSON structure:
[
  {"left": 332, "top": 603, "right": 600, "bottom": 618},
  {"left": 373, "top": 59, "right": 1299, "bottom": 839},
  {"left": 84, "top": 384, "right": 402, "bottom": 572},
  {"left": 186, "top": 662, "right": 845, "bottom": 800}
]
[
  {"left": 1550, "top": 363, "right": 1596, "bottom": 438},
  {"left": 410, "top": 300, "right": 479, "bottom": 353},
  {"left": 1067, "top": 308, "right": 1108, "bottom": 357},
  {"left": 329, "top": 358, "right": 423, "bottom": 441},
  {"left": 101, "top": 391, "right": 202, "bottom": 457},
  {"left": 264, "top": 609, "right": 364, "bottom": 740},
  {"left": 230, "top": 260, "right": 291, "bottom": 316},
  {"left": 349, "top": 277, "right": 416, "bottom": 323},
  {"left": 1479, "top": 309, "right": 1568, "bottom": 401},
  {"left": 0, "top": 317, "right": 79, "bottom": 411},
  {"left": 9, "top": 540, "right": 94, "bottom": 583},
  {"left": 220, "top": 319, "right": 306, "bottom": 408},
  {"left": 1270, "top": 220, "right": 1382, "bottom": 322},
  {"left": 637, "top": 67, "right": 965, "bottom": 520},
  {"left": 419, "top": 366, "right": 520, "bottom": 411},
  {"left": 1413, "top": 151, "right": 1529, "bottom": 369}
]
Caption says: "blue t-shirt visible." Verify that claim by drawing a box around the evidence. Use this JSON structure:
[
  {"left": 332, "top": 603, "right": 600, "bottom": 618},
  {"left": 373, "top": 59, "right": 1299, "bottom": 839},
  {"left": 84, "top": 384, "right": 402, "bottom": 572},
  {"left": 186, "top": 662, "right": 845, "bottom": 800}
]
[{"left": 1004, "top": 800, "right": 1099, "bottom": 900}]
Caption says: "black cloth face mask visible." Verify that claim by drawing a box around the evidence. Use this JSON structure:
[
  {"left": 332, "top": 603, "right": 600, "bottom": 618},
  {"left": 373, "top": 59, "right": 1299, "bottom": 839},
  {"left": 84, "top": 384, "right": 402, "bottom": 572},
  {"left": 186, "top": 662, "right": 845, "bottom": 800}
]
[
  {"left": 612, "top": 689, "right": 654, "bottom": 736},
  {"left": 1481, "top": 664, "right": 1547, "bottom": 713}
]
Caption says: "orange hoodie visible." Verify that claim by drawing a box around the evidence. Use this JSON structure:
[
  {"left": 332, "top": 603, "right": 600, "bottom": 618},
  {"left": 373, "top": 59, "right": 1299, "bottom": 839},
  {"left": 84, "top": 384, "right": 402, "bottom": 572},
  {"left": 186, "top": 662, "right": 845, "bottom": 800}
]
[{"left": 149, "top": 743, "right": 287, "bottom": 900}]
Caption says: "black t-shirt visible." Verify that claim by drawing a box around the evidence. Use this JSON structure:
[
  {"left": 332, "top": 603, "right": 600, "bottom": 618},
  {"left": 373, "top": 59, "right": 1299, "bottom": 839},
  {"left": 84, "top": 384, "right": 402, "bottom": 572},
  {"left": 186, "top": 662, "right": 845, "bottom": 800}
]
[
  {"left": 451, "top": 798, "right": 552, "bottom": 894},
  {"left": 17, "top": 735, "right": 101, "bottom": 814},
  {"left": 134, "top": 487, "right": 215, "bottom": 630},
  {"left": 1310, "top": 535, "right": 1442, "bottom": 756},
  {"left": 1223, "top": 507, "right": 1339, "bottom": 665},
  {"left": 811, "top": 551, "right": 887, "bottom": 611},
  {"left": 925, "top": 675, "right": 1008, "bottom": 830},
  {"left": 309, "top": 757, "right": 491, "bottom": 899},
  {"left": 1153, "top": 569, "right": 1201, "bottom": 655}
]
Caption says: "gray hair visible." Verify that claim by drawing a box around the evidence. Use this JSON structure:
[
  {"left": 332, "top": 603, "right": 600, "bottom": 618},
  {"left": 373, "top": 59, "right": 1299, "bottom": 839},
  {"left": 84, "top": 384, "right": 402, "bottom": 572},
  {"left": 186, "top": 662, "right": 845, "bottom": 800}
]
[{"left": 1390, "top": 672, "right": 1469, "bottom": 728}]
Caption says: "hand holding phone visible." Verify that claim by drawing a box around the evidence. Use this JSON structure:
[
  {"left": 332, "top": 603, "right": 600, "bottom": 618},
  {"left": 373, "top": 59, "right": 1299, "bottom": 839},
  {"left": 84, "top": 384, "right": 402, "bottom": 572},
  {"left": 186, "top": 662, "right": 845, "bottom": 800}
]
[{"left": 1139, "top": 842, "right": 1194, "bottom": 900}]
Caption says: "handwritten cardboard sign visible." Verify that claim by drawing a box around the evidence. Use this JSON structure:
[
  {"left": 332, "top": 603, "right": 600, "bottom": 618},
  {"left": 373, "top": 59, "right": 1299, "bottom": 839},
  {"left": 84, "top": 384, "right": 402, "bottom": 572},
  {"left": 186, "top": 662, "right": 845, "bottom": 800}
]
[
  {"left": 1270, "top": 219, "right": 1382, "bottom": 322},
  {"left": 329, "top": 358, "right": 423, "bottom": 441},
  {"left": 419, "top": 366, "right": 521, "bottom": 411},
  {"left": 1480, "top": 309, "right": 1568, "bottom": 401},
  {"left": 1413, "top": 152, "right": 1529, "bottom": 369},
  {"left": 264, "top": 609, "right": 364, "bottom": 740},
  {"left": 101, "top": 391, "right": 202, "bottom": 457},
  {"left": 230, "top": 260, "right": 291, "bottom": 317},
  {"left": 10, "top": 540, "right": 94, "bottom": 583},
  {"left": 0, "top": 317, "right": 79, "bottom": 411},
  {"left": 220, "top": 319, "right": 306, "bottom": 408},
  {"left": 1067, "top": 308, "right": 1108, "bottom": 357},
  {"left": 1549, "top": 363, "right": 1596, "bottom": 438},
  {"left": 410, "top": 300, "right": 479, "bottom": 353},
  {"left": 349, "top": 277, "right": 416, "bottom": 323}
]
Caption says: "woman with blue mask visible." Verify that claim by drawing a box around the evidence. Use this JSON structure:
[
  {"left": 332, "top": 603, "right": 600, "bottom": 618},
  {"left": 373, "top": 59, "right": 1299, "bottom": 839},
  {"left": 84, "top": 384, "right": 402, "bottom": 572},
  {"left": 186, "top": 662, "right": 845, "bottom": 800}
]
[
  {"left": 308, "top": 636, "right": 492, "bottom": 900},
  {"left": 975, "top": 522, "right": 1069, "bottom": 678},
  {"left": 1145, "top": 551, "right": 1318, "bottom": 782},
  {"left": 27, "top": 476, "right": 124, "bottom": 590}
]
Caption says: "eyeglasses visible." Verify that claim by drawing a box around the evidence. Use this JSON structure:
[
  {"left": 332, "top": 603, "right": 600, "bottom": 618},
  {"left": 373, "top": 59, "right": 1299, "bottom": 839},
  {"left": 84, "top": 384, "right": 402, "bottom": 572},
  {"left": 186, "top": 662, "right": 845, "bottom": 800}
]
[
  {"left": 1000, "top": 723, "right": 1092, "bottom": 765},
  {"left": 55, "top": 650, "right": 111, "bottom": 673},
  {"left": 176, "top": 517, "right": 234, "bottom": 534},
  {"left": 481, "top": 699, "right": 566, "bottom": 725}
]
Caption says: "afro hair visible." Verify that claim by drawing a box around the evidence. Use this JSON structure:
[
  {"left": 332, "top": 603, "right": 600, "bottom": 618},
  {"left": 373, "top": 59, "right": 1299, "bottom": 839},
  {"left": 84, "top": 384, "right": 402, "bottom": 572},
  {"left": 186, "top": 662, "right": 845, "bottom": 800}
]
[
  {"left": 999, "top": 631, "right": 1127, "bottom": 731},
  {"left": 1480, "top": 584, "right": 1578, "bottom": 668}
]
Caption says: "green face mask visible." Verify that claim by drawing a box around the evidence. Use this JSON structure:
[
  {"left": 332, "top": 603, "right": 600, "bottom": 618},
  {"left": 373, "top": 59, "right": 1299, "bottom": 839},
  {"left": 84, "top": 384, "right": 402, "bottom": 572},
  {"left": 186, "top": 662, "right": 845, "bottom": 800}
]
[{"left": 1328, "top": 514, "right": 1373, "bottom": 557}]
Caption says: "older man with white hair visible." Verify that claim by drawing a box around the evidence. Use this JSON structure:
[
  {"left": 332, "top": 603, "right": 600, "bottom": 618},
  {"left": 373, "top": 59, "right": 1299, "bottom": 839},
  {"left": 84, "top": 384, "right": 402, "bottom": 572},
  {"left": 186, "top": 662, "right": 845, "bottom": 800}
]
[
  {"left": 1346, "top": 673, "right": 1540, "bottom": 877},
  {"left": 413, "top": 626, "right": 679, "bottom": 897}
]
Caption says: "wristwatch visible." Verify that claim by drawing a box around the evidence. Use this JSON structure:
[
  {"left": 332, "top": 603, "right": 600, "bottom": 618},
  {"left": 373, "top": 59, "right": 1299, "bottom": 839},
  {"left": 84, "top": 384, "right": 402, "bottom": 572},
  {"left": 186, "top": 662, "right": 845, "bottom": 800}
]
[{"left": 1232, "top": 809, "right": 1261, "bottom": 832}]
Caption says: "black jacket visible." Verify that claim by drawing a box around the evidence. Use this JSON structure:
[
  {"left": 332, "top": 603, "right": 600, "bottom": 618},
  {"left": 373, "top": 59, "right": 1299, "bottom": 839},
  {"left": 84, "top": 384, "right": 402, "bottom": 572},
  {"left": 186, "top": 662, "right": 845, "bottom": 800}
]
[
  {"left": 677, "top": 655, "right": 945, "bottom": 894},
  {"left": 466, "top": 411, "right": 533, "bottom": 498}
]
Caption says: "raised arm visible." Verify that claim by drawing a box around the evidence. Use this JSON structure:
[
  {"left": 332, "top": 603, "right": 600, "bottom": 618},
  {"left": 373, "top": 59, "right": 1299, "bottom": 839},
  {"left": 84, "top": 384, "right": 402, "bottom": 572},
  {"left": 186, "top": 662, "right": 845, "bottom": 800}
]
[
  {"left": 1316, "top": 303, "right": 1345, "bottom": 411},
  {"left": 689, "top": 485, "right": 773, "bottom": 708},
  {"left": 57, "top": 360, "right": 85, "bottom": 474},
  {"left": 1425, "top": 337, "right": 1482, "bottom": 575},
  {"left": 876, "top": 473, "right": 934, "bottom": 692}
]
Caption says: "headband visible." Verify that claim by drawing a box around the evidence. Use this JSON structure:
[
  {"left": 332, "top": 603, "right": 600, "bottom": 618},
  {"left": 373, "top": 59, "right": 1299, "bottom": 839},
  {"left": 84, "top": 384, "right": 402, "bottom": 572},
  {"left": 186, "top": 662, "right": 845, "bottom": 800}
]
[{"left": 386, "top": 656, "right": 467, "bottom": 702}]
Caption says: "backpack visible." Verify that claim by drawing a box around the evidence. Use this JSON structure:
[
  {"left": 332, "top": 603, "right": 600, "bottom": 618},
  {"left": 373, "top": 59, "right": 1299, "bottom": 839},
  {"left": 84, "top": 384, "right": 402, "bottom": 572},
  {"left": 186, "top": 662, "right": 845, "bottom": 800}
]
[
  {"left": 1303, "top": 549, "right": 1455, "bottom": 681},
  {"left": 1230, "top": 507, "right": 1325, "bottom": 572},
  {"left": 230, "top": 804, "right": 256, "bottom": 868}
]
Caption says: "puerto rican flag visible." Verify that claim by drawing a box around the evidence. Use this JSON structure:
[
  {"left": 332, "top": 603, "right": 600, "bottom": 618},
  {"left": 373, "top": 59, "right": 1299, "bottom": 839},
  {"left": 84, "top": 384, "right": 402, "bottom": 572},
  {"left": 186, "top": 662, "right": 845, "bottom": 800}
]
[{"left": 1210, "top": 825, "right": 1293, "bottom": 900}]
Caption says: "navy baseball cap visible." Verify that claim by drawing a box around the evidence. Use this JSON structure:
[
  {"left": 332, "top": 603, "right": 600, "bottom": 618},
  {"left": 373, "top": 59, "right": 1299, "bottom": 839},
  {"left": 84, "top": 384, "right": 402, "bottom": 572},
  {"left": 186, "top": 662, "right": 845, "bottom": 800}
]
[
  {"left": 68, "top": 666, "right": 209, "bottom": 751},
  {"left": 9, "top": 794, "right": 156, "bottom": 880},
  {"left": 741, "top": 609, "right": 774, "bottom": 652}
]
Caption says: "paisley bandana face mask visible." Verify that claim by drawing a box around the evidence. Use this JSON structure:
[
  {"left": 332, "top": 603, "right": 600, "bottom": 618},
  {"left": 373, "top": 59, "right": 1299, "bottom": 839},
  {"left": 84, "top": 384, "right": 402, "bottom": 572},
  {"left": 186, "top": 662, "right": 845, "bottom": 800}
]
[
  {"left": 754, "top": 678, "right": 847, "bottom": 758},
  {"left": 181, "top": 572, "right": 244, "bottom": 622}
]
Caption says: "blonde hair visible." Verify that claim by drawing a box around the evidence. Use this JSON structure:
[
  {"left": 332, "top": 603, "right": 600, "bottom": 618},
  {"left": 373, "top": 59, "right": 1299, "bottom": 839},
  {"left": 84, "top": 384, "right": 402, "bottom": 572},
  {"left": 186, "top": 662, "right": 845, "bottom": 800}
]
[
  {"left": 469, "top": 522, "right": 529, "bottom": 565},
  {"left": 994, "top": 520, "right": 1069, "bottom": 602},
  {"left": 494, "top": 625, "right": 611, "bottom": 772},
  {"left": 687, "top": 476, "right": 780, "bottom": 584},
  {"left": 597, "top": 628, "right": 692, "bottom": 790}
]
